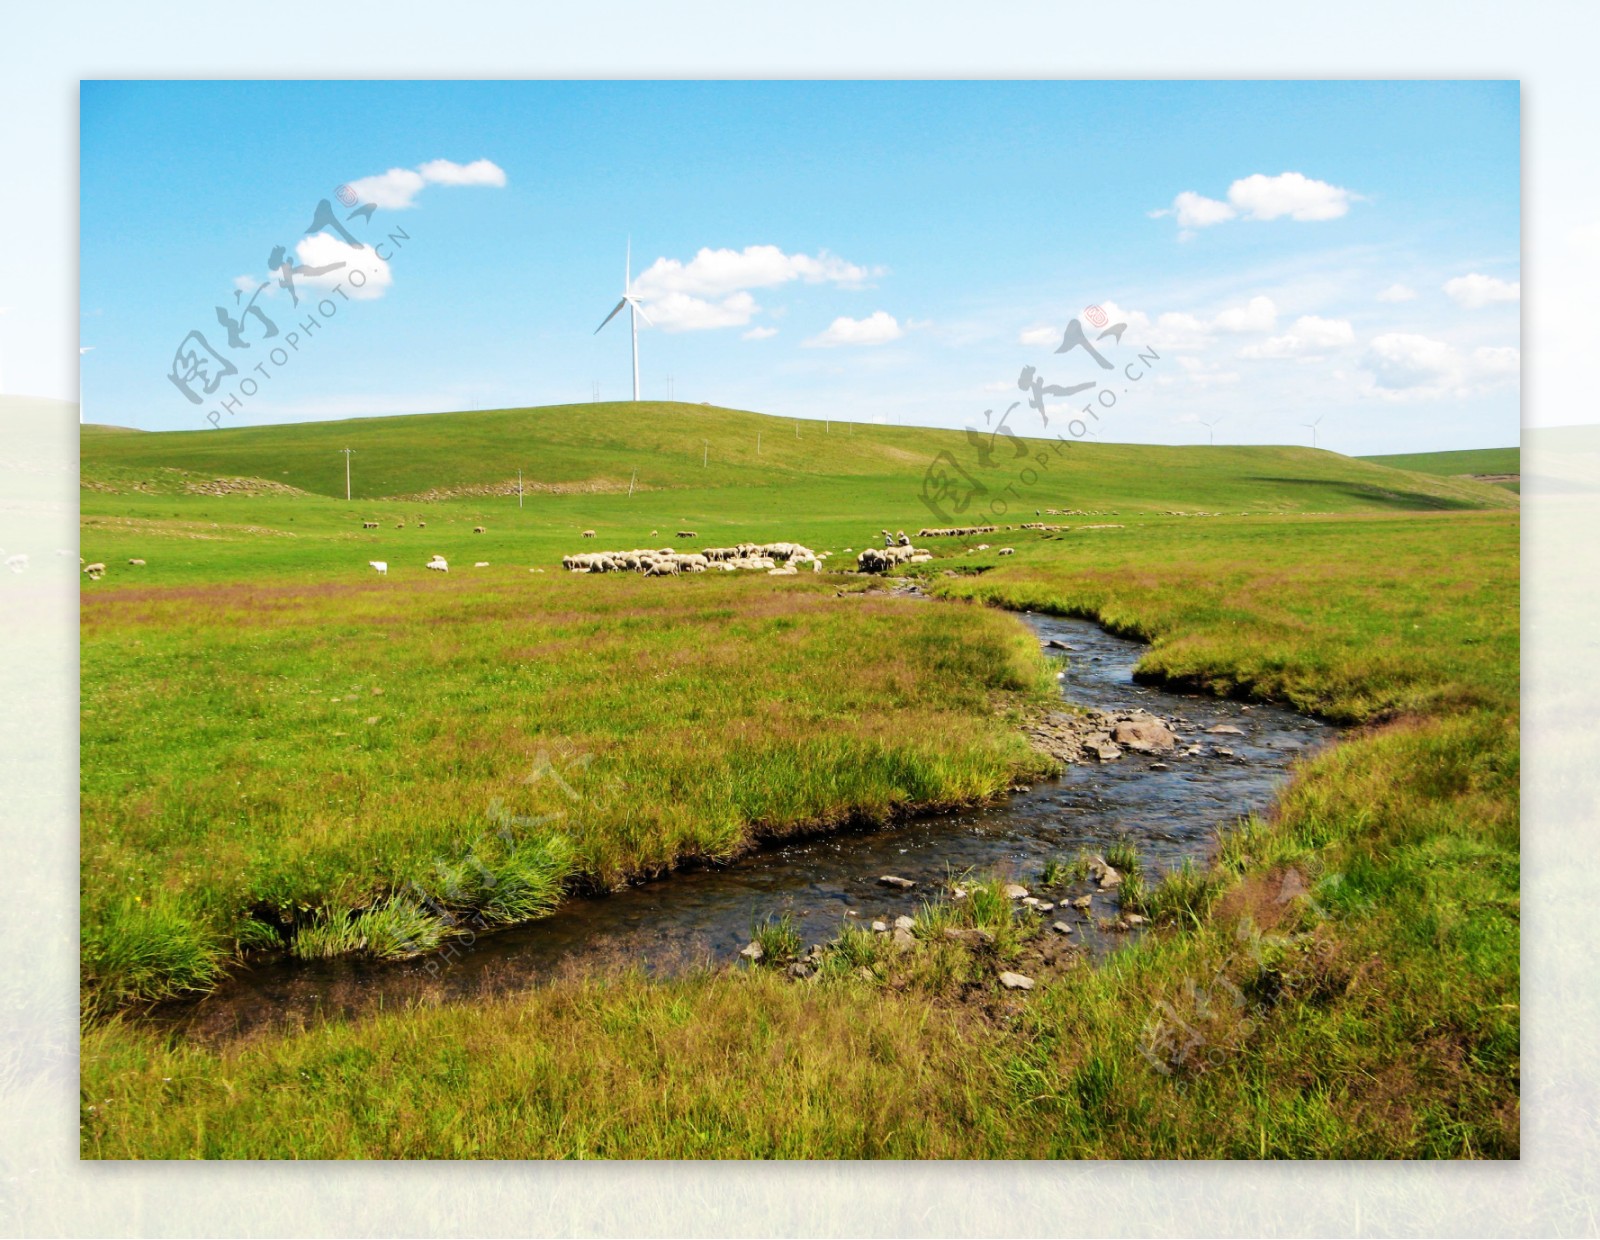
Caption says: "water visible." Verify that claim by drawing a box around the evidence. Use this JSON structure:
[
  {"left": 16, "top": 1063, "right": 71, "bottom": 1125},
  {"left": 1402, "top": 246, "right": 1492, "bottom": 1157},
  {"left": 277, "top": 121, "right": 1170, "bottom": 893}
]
[{"left": 157, "top": 613, "right": 1333, "bottom": 1043}]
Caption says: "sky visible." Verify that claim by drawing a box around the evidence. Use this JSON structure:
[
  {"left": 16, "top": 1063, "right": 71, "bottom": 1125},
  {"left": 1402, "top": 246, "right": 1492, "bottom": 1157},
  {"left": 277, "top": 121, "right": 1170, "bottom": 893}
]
[{"left": 76, "top": 79, "right": 1522, "bottom": 453}]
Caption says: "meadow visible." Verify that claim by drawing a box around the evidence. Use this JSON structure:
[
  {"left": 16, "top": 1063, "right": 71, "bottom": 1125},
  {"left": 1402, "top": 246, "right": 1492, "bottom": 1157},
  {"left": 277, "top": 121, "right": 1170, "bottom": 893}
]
[{"left": 79, "top": 404, "right": 1519, "bottom": 1158}]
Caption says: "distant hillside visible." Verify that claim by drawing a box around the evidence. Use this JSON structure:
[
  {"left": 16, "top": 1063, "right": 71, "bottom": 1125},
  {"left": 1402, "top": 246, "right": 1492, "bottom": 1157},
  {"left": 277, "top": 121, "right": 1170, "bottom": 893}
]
[
  {"left": 81, "top": 402, "right": 1519, "bottom": 514},
  {"left": 1360, "top": 446, "right": 1520, "bottom": 492}
]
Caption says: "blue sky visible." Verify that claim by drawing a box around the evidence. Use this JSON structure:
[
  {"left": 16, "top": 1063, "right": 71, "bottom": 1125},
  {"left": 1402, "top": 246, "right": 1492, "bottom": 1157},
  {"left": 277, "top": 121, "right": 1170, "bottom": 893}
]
[{"left": 79, "top": 80, "right": 1520, "bottom": 453}]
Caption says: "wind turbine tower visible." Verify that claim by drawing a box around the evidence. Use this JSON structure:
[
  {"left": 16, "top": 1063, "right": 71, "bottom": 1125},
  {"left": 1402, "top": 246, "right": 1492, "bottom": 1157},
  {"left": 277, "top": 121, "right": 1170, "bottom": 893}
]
[
  {"left": 1301, "top": 414, "right": 1325, "bottom": 449},
  {"left": 594, "top": 240, "right": 653, "bottom": 401}
]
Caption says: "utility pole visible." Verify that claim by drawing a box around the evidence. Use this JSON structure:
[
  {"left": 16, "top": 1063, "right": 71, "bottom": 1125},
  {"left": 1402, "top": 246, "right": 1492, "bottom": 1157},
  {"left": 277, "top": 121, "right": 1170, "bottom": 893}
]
[
  {"left": 627, "top": 468, "right": 637, "bottom": 498},
  {"left": 341, "top": 448, "right": 353, "bottom": 502},
  {"left": 757, "top": 432, "right": 761, "bottom": 455},
  {"left": 703, "top": 440, "right": 708, "bottom": 468},
  {"left": 517, "top": 469, "right": 523, "bottom": 509}
]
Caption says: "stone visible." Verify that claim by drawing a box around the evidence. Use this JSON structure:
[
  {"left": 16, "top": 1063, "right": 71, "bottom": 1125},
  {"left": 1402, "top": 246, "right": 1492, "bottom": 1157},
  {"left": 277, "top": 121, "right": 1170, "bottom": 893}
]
[
  {"left": 1124, "top": 914, "right": 1148, "bottom": 926},
  {"left": 870, "top": 920, "right": 889, "bottom": 933},
  {"left": 878, "top": 875, "right": 916, "bottom": 890},
  {"left": 892, "top": 928, "right": 916, "bottom": 948},
  {"left": 1208, "top": 724, "right": 1245, "bottom": 735},
  {"left": 1035, "top": 902, "right": 1055, "bottom": 913},
  {"left": 894, "top": 915, "right": 917, "bottom": 932},
  {"left": 1021, "top": 896, "right": 1041, "bottom": 907},
  {"left": 1003, "top": 883, "right": 1029, "bottom": 900},
  {"left": 1098, "top": 866, "right": 1123, "bottom": 889},
  {"left": 739, "top": 941, "right": 764, "bottom": 962},
  {"left": 1215, "top": 747, "right": 1236, "bottom": 758},
  {"left": 1051, "top": 921, "right": 1073, "bottom": 934},
  {"left": 788, "top": 961, "right": 812, "bottom": 979},
  {"left": 998, "top": 971, "right": 1035, "bottom": 990},
  {"left": 943, "top": 927, "right": 967, "bottom": 941},
  {"left": 1071, "top": 894, "right": 1094, "bottom": 910},
  {"left": 1111, "top": 717, "right": 1178, "bottom": 753},
  {"left": 1150, "top": 762, "right": 1170, "bottom": 771},
  {"left": 950, "top": 886, "right": 968, "bottom": 900}
]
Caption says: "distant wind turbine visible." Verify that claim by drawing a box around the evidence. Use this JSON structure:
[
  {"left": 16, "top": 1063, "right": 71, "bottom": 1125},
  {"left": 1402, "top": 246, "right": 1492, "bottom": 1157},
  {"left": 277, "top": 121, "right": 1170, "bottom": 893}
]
[
  {"left": 1301, "top": 414, "right": 1325, "bottom": 449},
  {"left": 594, "top": 239, "right": 652, "bottom": 401},
  {"left": 1199, "top": 416, "right": 1223, "bottom": 445}
]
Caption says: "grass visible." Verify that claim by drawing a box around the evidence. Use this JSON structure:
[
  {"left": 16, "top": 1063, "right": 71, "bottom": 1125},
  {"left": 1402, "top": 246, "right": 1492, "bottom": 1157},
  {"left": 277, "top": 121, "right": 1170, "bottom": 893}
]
[{"left": 78, "top": 402, "right": 1518, "bottom": 1158}]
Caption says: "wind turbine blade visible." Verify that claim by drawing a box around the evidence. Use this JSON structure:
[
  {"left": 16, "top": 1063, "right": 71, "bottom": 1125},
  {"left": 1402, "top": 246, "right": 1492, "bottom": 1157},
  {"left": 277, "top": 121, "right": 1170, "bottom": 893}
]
[
  {"left": 595, "top": 297, "right": 628, "bottom": 333},
  {"left": 628, "top": 297, "right": 654, "bottom": 327}
]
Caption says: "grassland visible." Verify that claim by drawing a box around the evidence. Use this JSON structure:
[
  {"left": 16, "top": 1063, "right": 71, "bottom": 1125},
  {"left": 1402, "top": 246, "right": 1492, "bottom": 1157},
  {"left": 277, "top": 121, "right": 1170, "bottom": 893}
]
[
  {"left": 1361, "top": 446, "right": 1520, "bottom": 492},
  {"left": 79, "top": 404, "right": 1518, "bottom": 1158}
]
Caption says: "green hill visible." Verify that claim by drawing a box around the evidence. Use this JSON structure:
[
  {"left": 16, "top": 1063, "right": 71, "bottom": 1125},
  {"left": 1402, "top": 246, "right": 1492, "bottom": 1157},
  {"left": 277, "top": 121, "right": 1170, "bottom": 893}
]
[
  {"left": 84, "top": 402, "right": 1518, "bottom": 512},
  {"left": 1360, "top": 446, "right": 1520, "bottom": 492}
]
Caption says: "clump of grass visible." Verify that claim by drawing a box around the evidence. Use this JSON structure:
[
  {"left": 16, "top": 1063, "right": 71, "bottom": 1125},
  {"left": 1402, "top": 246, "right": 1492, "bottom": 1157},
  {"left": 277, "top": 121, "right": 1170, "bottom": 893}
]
[
  {"left": 233, "top": 918, "right": 284, "bottom": 955},
  {"left": 749, "top": 912, "right": 803, "bottom": 966},
  {"left": 1040, "top": 857, "right": 1069, "bottom": 886},
  {"left": 1105, "top": 837, "right": 1142, "bottom": 877},
  {"left": 1139, "top": 860, "right": 1223, "bottom": 927},
  {"left": 81, "top": 895, "right": 225, "bottom": 1016},
  {"left": 1117, "top": 868, "right": 1146, "bottom": 913},
  {"left": 477, "top": 835, "right": 575, "bottom": 925},
  {"left": 354, "top": 899, "right": 447, "bottom": 959},
  {"left": 822, "top": 922, "right": 888, "bottom": 979},
  {"left": 288, "top": 911, "right": 364, "bottom": 960}
]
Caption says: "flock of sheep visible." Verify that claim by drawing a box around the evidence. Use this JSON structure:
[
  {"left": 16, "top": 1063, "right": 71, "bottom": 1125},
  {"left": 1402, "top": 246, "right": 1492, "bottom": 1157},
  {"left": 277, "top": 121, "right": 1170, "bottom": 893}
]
[{"left": 562, "top": 541, "right": 827, "bottom": 576}]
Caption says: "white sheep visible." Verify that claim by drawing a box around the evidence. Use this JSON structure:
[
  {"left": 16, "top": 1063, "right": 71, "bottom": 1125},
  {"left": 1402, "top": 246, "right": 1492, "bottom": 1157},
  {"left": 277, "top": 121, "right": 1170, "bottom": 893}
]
[
  {"left": 127, "top": 558, "right": 146, "bottom": 567},
  {"left": 426, "top": 556, "right": 449, "bottom": 573},
  {"left": 84, "top": 562, "right": 106, "bottom": 580},
  {"left": 474, "top": 561, "right": 490, "bottom": 568},
  {"left": 369, "top": 561, "right": 388, "bottom": 575}
]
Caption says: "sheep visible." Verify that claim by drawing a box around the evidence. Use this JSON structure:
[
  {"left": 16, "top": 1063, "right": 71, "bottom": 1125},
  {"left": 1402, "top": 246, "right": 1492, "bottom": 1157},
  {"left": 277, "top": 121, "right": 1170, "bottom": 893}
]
[
  {"left": 855, "top": 544, "right": 923, "bottom": 573},
  {"left": 582, "top": 530, "right": 597, "bottom": 538},
  {"left": 998, "top": 547, "right": 1015, "bottom": 556},
  {"left": 426, "top": 556, "right": 449, "bottom": 573},
  {"left": 417, "top": 521, "right": 426, "bottom": 529},
  {"left": 396, "top": 521, "right": 405, "bottom": 529},
  {"left": 474, "top": 562, "right": 490, "bottom": 568},
  {"left": 127, "top": 558, "right": 146, "bottom": 566},
  {"left": 676, "top": 531, "right": 697, "bottom": 539},
  {"left": 84, "top": 562, "right": 106, "bottom": 580},
  {"left": 473, "top": 526, "right": 486, "bottom": 534},
  {"left": 369, "top": 561, "right": 388, "bottom": 575},
  {"left": 362, "top": 521, "right": 379, "bottom": 529}
]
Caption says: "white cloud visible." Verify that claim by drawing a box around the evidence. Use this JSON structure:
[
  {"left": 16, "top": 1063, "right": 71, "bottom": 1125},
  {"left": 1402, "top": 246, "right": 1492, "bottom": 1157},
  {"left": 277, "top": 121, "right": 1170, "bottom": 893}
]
[
  {"left": 646, "top": 291, "right": 759, "bottom": 332},
  {"left": 1154, "top": 172, "right": 1356, "bottom": 232},
  {"left": 803, "top": 311, "right": 903, "bottom": 348},
  {"left": 346, "top": 158, "right": 507, "bottom": 210},
  {"left": 742, "top": 325, "right": 778, "bottom": 341},
  {"left": 1227, "top": 172, "right": 1354, "bottom": 222},
  {"left": 1365, "top": 332, "right": 1519, "bottom": 398},
  {"left": 1174, "top": 355, "right": 1240, "bottom": 387},
  {"left": 291, "top": 233, "right": 393, "bottom": 301},
  {"left": 1240, "top": 315, "right": 1355, "bottom": 359},
  {"left": 1018, "top": 325, "right": 1059, "bottom": 346},
  {"left": 415, "top": 158, "right": 507, "bottom": 188},
  {"left": 633, "top": 245, "right": 878, "bottom": 301},
  {"left": 1213, "top": 296, "right": 1279, "bottom": 333},
  {"left": 1443, "top": 272, "right": 1520, "bottom": 308},
  {"left": 1376, "top": 283, "right": 1418, "bottom": 303},
  {"left": 79, "top": 346, "right": 94, "bottom": 354}
]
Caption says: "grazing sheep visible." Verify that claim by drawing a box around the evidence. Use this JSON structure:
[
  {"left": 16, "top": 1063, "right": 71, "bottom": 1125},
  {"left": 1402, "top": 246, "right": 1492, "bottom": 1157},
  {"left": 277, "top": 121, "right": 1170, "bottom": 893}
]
[
  {"left": 369, "top": 561, "right": 388, "bottom": 575},
  {"left": 362, "top": 521, "right": 379, "bottom": 529},
  {"left": 84, "top": 562, "right": 106, "bottom": 580},
  {"left": 473, "top": 526, "right": 486, "bottom": 534},
  {"left": 396, "top": 522, "right": 405, "bottom": 529},
  {"left": 474, "top": 561, "right": 490, "bottom": 568},
  {"left": 127, "top": 558, "right": 146, "bottom": 566},
  {"left": 582, "top": 530, "right": 596, "bottom": 538},
  {"left": 998, "top": 547, "right": 1015, "bottom": 556},
  {"left": 417, "top": 521, "right": 426, "bottom": 529},
  {"left": 426, "top": 556, "right": 449, "bottom": 573},
  {"left": 856, "top": 545, "right": 922, "bottom": 574},
  {"left": 676, "top": 531, "right": 697, "bottom": 539}
]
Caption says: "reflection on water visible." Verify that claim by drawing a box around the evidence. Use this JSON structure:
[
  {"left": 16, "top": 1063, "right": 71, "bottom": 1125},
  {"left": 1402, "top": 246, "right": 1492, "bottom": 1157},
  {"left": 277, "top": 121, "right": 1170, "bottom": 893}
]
[{"left": 156, "top": 613, "right": 1334, "bottom": 1043}]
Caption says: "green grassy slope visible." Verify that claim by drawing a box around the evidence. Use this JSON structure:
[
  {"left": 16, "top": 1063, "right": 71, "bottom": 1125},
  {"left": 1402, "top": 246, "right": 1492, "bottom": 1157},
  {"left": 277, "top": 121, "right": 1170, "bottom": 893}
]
[
  {"left": 85, "top": 403, "right": 1518, "bottom": 508},
  {"left": 1360, "top": 446, "right": 1520, "bottom": 492}
]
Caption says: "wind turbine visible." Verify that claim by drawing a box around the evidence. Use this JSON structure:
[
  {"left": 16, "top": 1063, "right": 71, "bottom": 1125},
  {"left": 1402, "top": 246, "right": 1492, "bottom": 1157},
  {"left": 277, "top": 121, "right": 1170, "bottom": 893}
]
[
  {"left": 1199, "top": 416, "right": 1223, "bottom": 445},
  {"left": 594, "top": 240, "right": 652, "bottom": 401},
  {"left": 1301, "top": 414, "right": 1324, "bottom": 449}
]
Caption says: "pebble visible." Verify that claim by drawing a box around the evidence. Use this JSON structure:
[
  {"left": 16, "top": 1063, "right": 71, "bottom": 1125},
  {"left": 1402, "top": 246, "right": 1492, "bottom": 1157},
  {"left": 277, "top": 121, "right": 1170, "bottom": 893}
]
[
  {"left": 1003, "top": 883, "right": 1029, "bottom": 900},
  {"left": 1071, "top": 894, "right": 1094, "bottom": 909},
  {"left": 878, "top": 875, "right": 916, "bottom": 890},
  {"left": 998, "top": 971, "right": 1035, "bottom": 990},
  {"left": 1208, "top": 724, "right": 1244, "bottom": 735},
  {"left": 893, "top": 915, "right": 916, "bottom": 932},
  {"left": 870, "top": 920, "right": 889, "bottom": 933},
  {"left": 1051, "top": 921, "right": 1073, "bottom": 934},
  {"left": 739, "top": 941, "right": 763, "bottom": 961}
]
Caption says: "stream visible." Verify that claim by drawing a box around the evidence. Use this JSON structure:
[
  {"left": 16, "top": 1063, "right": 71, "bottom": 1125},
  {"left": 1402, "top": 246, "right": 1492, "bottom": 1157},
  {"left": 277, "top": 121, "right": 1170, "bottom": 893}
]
[{"left": 157, "top": 613, "right": 1334, "bottom": 1043}]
